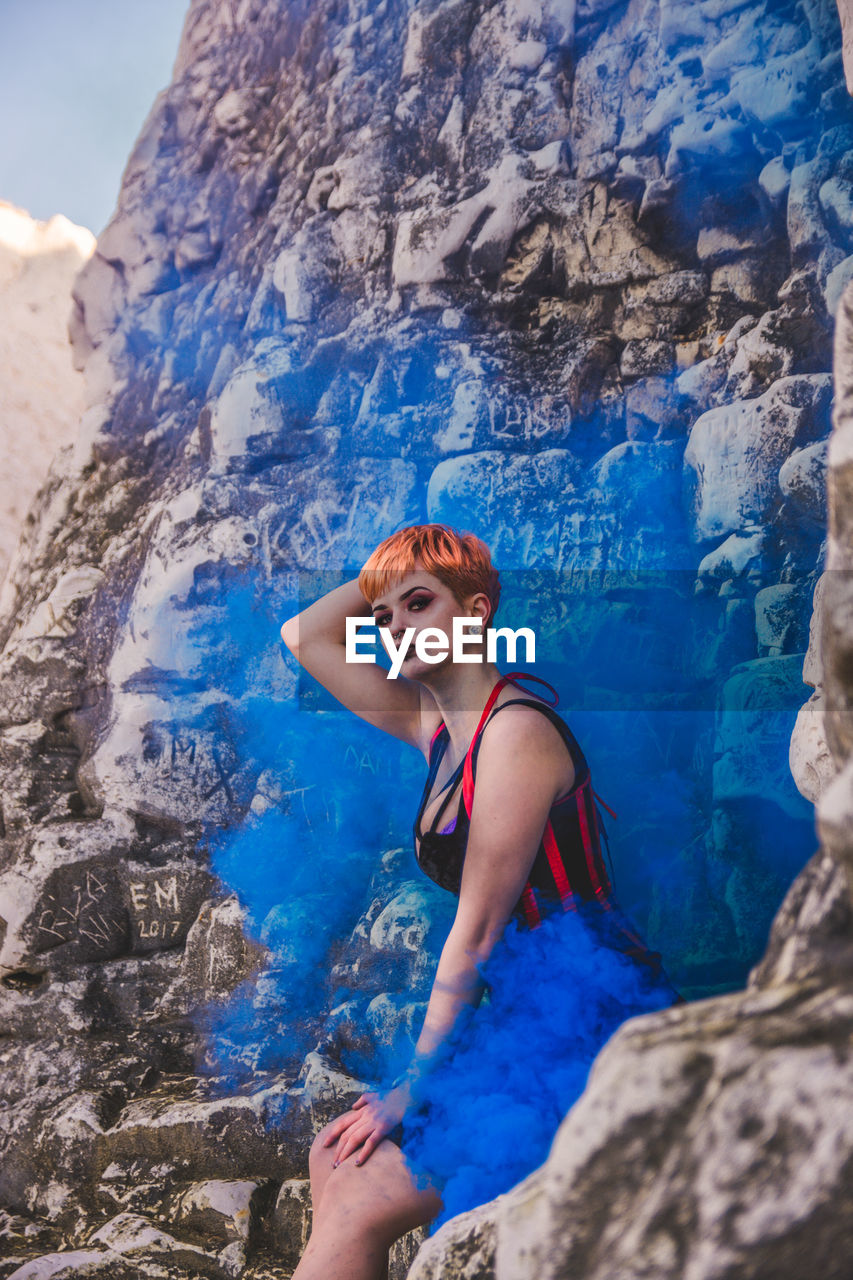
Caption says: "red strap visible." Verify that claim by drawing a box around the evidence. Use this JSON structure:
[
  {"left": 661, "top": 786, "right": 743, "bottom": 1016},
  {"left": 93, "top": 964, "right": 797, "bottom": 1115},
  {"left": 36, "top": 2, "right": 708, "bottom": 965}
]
[
  {"left": 576, "top": 779, "right": 609, "bottom": 904},
  {"left": 592, "top": 788, "right": 618, "bottom": 821},
  {"left": 542, "top": 819, "right": 573, "bottom": 908},
  {"left": 461, "top": 672, "right": 560, "bottom": 818},
  {"left": 462, "top": 677, "right": 509, "bottom": 818},
  {"left": 428, "top": 721, "right": 446, "bottom": 753},
  {"left": 520, "top": 883, "right": 541, "bottom": 928},
  {"left": 502, "top": 671, "right": 559, "bottom": 706}
]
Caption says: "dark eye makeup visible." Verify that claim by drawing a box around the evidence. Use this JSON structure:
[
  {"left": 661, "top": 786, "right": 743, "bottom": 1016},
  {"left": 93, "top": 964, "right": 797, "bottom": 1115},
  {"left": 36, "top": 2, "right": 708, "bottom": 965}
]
[{"left": 374, "top": 594, "right": 433, "bottom": 627}]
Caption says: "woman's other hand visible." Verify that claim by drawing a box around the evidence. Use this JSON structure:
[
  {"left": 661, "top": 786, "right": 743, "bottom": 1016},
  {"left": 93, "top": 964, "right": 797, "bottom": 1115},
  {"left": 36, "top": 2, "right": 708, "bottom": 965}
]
[{"left": 322, "top": 1086, "right": 409, "bottom": 1167}]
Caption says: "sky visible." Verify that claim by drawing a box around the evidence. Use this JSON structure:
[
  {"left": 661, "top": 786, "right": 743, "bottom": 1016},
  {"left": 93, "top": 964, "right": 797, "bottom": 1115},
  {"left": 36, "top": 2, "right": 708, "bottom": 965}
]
[{"left": 0, "top": 0, "right": 189, "bottom": 235}]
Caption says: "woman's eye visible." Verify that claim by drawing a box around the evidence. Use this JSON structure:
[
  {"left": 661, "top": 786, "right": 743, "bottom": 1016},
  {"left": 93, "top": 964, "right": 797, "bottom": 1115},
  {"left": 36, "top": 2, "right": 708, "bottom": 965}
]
[
  {"left": 409, "top": 597, "right": 430, "bottom": 611},
  {"left": 376, "top": 615, "right": 391, "bottom": 627}
]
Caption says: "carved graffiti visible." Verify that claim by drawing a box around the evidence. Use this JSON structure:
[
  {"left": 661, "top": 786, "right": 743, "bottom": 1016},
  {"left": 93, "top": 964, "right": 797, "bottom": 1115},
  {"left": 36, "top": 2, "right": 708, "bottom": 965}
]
[
  {"left": 128, "top": 874, "right": 184, "bottom": 945},
  {"left": 202, "top": 748, "right": 237, "bottom": 804},
  {"left": 279, "top": 783, "right": 334, "bottom": 830},
  {"left": 36, "top": 868, "right": 124, "bottom": 952},
  {"left": 140, "top": 725, "right": 240, "bottom": 811},
  {"left": 489, "top": 400, "right": 554, "bottom": 442},
  {"left": 33, "top": 862, "right": 208, "bottom": 957},
  {"left": 344, "top": 744, "right": 379, "bottom": 774}
]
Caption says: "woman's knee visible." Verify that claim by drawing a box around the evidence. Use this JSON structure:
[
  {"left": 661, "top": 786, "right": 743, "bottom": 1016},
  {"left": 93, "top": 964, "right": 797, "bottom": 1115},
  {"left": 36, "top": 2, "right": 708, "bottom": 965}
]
[
  {"left": 318, "top": 1166, "right": 393, "bottom": 1239},
  {"left": 308, "top": 1124, "right": 337, "bottom": 1185},
  {"left": 317, "top": 1156, "right": 437, "bottom": 1243},
  {"left": 310, "top": 1122, "right": 335, "bottom": 1155}
]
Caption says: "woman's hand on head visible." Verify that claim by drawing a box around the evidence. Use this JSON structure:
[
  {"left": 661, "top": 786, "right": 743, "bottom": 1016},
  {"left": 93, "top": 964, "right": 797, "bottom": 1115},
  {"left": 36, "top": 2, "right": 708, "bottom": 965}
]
[{"left": 322, "top": 1086, "right": 409, "bottom": 1167}]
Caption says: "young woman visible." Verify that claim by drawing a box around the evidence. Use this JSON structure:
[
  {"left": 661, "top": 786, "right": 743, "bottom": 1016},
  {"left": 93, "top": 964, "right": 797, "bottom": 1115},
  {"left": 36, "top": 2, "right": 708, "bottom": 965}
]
[{"left": 280, "top": 524, "right": 675, "bottom": 1280}]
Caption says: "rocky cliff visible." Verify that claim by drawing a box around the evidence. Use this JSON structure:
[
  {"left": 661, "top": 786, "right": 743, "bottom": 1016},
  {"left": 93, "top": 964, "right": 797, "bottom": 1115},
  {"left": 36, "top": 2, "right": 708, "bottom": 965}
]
[{"left": 1, "top": 0, "right": 852, "bottom": 1275}]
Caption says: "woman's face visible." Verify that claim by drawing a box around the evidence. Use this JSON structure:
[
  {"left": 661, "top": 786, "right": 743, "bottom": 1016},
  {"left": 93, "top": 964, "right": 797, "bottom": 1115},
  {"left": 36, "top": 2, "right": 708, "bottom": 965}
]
[{"left": 369, "top": 567, "right": 489, "bottom": 678}]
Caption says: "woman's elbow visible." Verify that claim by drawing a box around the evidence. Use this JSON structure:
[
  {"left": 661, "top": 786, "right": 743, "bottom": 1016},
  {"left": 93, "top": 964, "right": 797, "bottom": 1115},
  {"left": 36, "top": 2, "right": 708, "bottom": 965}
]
[
  {"left": 450, "top": 915, "right": 506, "bottom": 966},
  {"left": 280, "top": 617, "right": 299, "bottom": 656}
]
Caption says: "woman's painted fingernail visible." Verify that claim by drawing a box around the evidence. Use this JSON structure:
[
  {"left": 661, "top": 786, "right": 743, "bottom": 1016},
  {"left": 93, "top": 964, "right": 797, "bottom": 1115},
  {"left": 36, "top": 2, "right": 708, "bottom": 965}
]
[{"left": 333, "top": 1160, "right": 339, "bottom": 1168}]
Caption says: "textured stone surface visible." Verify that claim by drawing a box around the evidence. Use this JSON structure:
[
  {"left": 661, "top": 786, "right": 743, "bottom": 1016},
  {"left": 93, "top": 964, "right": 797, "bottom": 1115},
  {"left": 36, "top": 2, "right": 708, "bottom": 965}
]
[
  {"left": 1, "top": 0, "right": 850, "bottom": 1274},
  {"left": 790, "top": 573, "right": 837, "bottom": 805},
  {"left": 409, "top": 981, "right": 853, "bottom": 1280},
  {"left": 404, "top": 276, "right": 853, "bottom": 1280}
]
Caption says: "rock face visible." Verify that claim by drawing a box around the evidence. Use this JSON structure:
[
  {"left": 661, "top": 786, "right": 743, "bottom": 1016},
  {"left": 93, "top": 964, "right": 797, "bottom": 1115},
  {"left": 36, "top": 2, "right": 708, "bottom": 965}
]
[
  {"left": 406, "top": 282, "right": 853, "bottom": 1280},
  {"left": 1, "top": 0, "right": 851, "bottom": 1275},
  {"left": 0, "top": 202, "right": 95, "bottom": 585}
]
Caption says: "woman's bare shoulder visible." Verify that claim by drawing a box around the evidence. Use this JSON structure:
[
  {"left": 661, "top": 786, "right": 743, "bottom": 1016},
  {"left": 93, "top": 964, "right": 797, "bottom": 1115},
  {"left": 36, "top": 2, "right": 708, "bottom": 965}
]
[
  {"left": 478, "top": 701, "right": 573, "bottom": 782},
  {"left": 467, "top": 703, "right": 575, "bottom": 821},
  {"left": 484, "top": 698, "right": 564, "bottom": 743}
]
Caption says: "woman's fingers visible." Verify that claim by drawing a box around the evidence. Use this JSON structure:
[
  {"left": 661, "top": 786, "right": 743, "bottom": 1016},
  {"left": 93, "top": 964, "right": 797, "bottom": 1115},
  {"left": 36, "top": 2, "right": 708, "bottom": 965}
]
[
  {"left": 324, "top": 1094, "right": 398, "bottom": 1166},
  {"left": 333, "top": 1108, "right": 395, "bottom": 1166},
  {"left": 334, "top": 1119, "right": 371, "bottom": 1165},
  {"left": 321, "top": 1119, "right": 347, "bottom": 1147},
  {"left": 321, "top": 1109, "right": 360, "bottom": 1147},
  {"left": 321, "top": 1094, "right": 382, "bottom": 1156},
  {"left": 354, "top": 1132, "right": 380, "bottom": 1166},
  {"left": 334, "top": 1109, "right": 389, "bottom": 1164}
]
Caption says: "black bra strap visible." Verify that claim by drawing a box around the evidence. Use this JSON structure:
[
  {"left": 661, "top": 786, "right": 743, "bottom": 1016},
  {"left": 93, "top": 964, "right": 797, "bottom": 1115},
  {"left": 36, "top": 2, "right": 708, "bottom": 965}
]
[
  {"left": 425, "top": 768, "right": 465, "bottom": 836},
  {"left": 415, "top": 732, "right": 444, "bottom": 839},
  {"left": 415, "top": 728, "right": 465, "bottom": 839}
]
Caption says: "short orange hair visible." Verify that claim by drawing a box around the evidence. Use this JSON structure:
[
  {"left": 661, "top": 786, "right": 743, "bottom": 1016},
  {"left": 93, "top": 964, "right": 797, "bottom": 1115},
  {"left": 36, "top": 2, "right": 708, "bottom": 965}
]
[{"left": 359, "top": 524, "right": 501, "bottom": 624}]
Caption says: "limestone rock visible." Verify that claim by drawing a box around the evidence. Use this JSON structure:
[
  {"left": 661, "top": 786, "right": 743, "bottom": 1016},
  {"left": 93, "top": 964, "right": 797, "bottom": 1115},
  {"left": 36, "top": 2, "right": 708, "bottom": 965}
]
[
  {"left": 714, "top": 656, "right": 813, "bottom": 816},
  {"left": 6, "top": 1250, "right": 140, "bottom": 1279},
  {"left": 269, "top": 1177, "right": 312, "bottom": 1268},
  {"left": 824, "top": 282, "right": 853, "bottom": 767},
  {"left": 410, "top": 980, "right": 853, "bottom": 1280},
  {"left": 825, "top": 251, "right": 853, "bottom": 314},
  {"left": 88, "top": 1212, "right": 237, "bottom": 1276},
  {"left": 368, "top": 882, "right": 442, "bottom": 983},
  {"left": 171, "top": 1178, "right": 262, "bottom": 1242},
  {"left": 780, "top": 438, "right": 829, "bottom": 524},
  {"left": 791, "top": 691, "right": 835, "bottom": 805},
  {"left": 1, "top": 0, "right": 850, "bottom": 1273},
  {"left": 165, "top": 896, "right": 267, "bottom": 1011},
  {"left": 697, "top": 529, "right": 766, "bottom": 586},
  {"left": 684, "top": 375, "right": 833, "bottom": 542},
  {"left": 754, "top": 583, "right": 809, "bottom": 655},
  {"left": 427, "top": 450, "right": 580, "bottom": 568},
  {"left": 750, "top": 848, "right": 853, "bottom": 990},
  {"left": 0, "top": 828, "right": 217, "bottom": 975},
  {"left": 102, "top": 1086, "right": 296, "bottom": 1187}
]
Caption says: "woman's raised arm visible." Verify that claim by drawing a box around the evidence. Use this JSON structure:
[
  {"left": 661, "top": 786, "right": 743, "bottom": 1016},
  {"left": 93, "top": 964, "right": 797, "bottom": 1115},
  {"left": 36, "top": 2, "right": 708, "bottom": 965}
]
[{"left": 281, "top": 577, "right": 431, "bottom": 748}]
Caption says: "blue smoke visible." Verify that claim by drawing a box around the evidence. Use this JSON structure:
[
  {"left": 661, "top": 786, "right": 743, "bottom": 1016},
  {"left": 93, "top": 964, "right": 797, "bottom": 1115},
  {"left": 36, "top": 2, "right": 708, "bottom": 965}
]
[
  {"left": 182, "top": 576, "right": 425, "bottom": 1081},
  {"left": 393, "top": 908, "right": 678, "bottom": 1225},
  {"left": 188, "top": 554, "right": 813, "bottom": 1096},
  {"left": 179, "top": 563, "right": 800, "bottom": 1224}
]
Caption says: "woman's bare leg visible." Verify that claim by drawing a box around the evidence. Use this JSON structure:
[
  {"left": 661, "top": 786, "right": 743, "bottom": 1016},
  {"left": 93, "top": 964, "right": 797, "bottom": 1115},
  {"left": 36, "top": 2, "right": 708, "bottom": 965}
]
[
  {"left": 307, "top": 1118, "right": 340, "bottom": 1213},
  {"left": 294, "top": 1127, "right": 442, "bottom": 1280}
]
